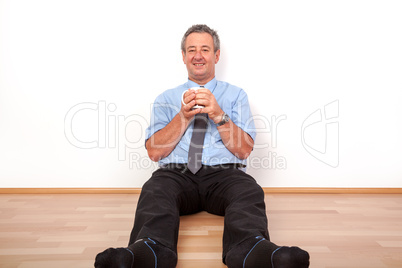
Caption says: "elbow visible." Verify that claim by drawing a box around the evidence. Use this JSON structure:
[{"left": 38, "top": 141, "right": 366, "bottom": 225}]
[
  {"left": 237, "top": 137, "right": 254, "bottom": 160},
  {"left": 147, "top": 149, "right": 163, "bottom": 162},
  {"left": 235, "top": 146, "right": 253, "bottom": 160},
  {"left": 145, "top": 139, "right": 164, "bottom": 162},
  {"left": 237, "top": 151, "right": 252, "bottom": 160},
  {"left": 232, "top": 138, "right": 254, "bottom": 160},
  {"left": 147, "top": 146, "right": 171, "bottom": 162}
]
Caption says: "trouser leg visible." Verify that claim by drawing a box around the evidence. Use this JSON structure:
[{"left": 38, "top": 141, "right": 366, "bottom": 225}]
[
  {"left": 223, "top": 171, "right": 269, "bottom": 257},
  {"left": 198, "top": 167, "right": 269, "bottom": 262},
  {"left": 128, "top": 167, "right": 200, "bottom": 252}
]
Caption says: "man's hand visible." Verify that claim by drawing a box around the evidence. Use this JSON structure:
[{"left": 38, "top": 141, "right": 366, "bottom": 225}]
[
  {"left": 181, "top": 88, "right": 203, "bottom": 120},
  {"left": 190, "top": 88, "right": 224, "bottom": 123}
]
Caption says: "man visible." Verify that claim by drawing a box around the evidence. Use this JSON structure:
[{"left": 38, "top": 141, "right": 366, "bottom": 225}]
[{"left": 95, "top": 24, "right": 310, "bottom": 268}]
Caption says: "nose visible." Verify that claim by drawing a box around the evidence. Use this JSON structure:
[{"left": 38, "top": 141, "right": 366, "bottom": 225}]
[{"left": 194, "top": 50, "right": 203, "bottom": 60}]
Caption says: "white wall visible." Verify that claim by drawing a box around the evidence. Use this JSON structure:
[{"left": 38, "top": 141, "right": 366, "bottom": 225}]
[{"left": 1, "top": 0, "right": 401, "bottom": 188}]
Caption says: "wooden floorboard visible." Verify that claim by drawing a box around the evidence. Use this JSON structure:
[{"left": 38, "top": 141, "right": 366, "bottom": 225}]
[
  {"left": 0, "top": 194, "right": 401, "bottom": 267},
  {"left": 1, "top": 187, "right": 402, "bottom": 194}
]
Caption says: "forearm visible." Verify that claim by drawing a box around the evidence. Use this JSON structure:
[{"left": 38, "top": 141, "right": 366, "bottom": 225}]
[
  {"left": 217, "top": 119, "right": 254, "bottom": 160},
  {"left": 146, "top": 113, "right": 191, "bottom": 162}
]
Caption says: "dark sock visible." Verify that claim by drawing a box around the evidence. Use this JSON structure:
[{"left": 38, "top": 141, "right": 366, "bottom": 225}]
[
  {"left": 94, "top": 247, "right": 134, "bottom": 268},
  {"left": 94, "top": 238, "right": 177, "bottom": 268},
  {"left": 271, "top": 246, "right": 310, "bottom": 268},
  {"left": 225, "top": 236, "right": 310, "bottom": 268},
  {"left": 128, "top": 238, "right": 177, "bottom": 268}
]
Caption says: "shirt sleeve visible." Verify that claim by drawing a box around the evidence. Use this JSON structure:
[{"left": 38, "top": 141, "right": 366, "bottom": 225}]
[
  {"left": 145, "top": 93, "right": 181, "bottom": 146},
  {"left": 230, "top": 89, "right": 257, "bottom": 141}
]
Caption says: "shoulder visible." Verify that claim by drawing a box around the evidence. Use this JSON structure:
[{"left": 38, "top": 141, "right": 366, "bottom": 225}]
[
  {"left": 154, "top": 83, "right": 187, "bottom": 102},
  {"left": 216, "top": 80, "right": 248, "bottom": 99}
]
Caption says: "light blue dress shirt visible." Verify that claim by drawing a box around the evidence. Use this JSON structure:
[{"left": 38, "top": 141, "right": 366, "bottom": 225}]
[{"left": 145, "top": 78, "right": 256, "bottom": 167}]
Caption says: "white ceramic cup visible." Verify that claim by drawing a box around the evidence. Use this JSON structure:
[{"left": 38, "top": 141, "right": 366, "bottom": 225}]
[{"left": 181, "top": 87, "right": 204, "bottom": 109}]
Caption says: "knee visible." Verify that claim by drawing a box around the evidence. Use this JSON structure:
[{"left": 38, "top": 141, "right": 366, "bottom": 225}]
[
  {"left": 232, "top": 180, "right": 265, "bottom": 201},
  {"left": 141, "top": 178, "right": 170, "bottom": 197},
  {"left": 142, "top": 176, "right": 179, "bottom": 195},
  {"left": 139, "top": 178, "right": 179, "bottom": 207}
]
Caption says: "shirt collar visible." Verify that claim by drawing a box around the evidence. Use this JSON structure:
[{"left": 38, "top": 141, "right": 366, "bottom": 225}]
[{"left": 186, "top": 77, "right": 217, "bottom": 93}]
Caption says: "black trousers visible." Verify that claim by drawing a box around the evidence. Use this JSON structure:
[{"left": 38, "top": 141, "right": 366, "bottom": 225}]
[{"left": 128, "top": 164, "right": 270, "bottom": 262}]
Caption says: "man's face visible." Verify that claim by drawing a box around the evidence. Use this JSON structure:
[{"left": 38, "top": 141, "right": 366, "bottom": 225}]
[{"left": 182, "top": 32, "right": 220, "bottom": 85}]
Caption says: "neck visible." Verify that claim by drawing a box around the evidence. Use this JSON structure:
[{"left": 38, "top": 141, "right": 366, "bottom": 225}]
[{"left": 188, "top": 76, "right": 214, "bottom": 86}]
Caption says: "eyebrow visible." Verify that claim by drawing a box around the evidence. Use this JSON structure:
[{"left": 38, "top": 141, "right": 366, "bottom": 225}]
[{"left": 187, "top": 45, "right": 211, "bottom": 50}]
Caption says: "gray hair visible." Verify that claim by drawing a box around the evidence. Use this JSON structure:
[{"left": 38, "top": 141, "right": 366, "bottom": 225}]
[{"left": 181, "top": 24, "right": 220, "bottom": 53}]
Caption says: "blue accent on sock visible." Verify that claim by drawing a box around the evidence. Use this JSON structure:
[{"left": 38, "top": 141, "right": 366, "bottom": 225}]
[
  {"left": 145, "top": 238, "right": 157, "bottom": 268},
  {"left": 270, "top": 246, "right": 283, "bottom": 268},
  {"left": 242, "top": 237, "right": 266, "bottom": 268},
  {"left": 124, "top": 247, "right": 135, "bottom": 268}
]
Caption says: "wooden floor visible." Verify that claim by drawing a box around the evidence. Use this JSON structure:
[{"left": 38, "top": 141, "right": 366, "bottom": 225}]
[{"left": 1, "top": 194, "right": 402, "bottom": 268}]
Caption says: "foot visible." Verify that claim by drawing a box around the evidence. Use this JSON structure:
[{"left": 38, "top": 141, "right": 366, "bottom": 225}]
[
  {"left": 271, "top": 246, "right": 310, "bottom": 268},
  {"left": 94, "top": 238, "right": 177, "bottom": 268},
  {"left": 127, "top": 238, "right": 177, "bottom": 268},
  {"left": 94, "top": 247, "right": 134, "bottom": 268},
  {"left": 226, "top": 236, "right": 310, "bottom": 268}
]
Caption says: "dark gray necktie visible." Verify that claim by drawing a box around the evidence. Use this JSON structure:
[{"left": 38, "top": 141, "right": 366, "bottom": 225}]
[{"left": 187, "top": 87, "right": 208, "bottom": 174}]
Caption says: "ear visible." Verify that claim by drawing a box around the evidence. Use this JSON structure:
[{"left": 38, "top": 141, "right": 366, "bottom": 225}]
[
  {"left": 215, "top": 49, "right": 220, "bottom": 64},
  {"left": 182, "top": 50, "right": 186, "bottom": 64}
]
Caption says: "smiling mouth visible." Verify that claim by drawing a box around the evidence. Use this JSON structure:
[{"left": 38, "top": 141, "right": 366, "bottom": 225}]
[{"left": 194, "top": 63, "right": 205, "bottom": 66}]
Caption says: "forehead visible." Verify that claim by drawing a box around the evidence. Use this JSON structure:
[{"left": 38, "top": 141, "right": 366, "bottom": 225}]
[{"left": 185, "top": 32, "right": 214, "bottom": 49}]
